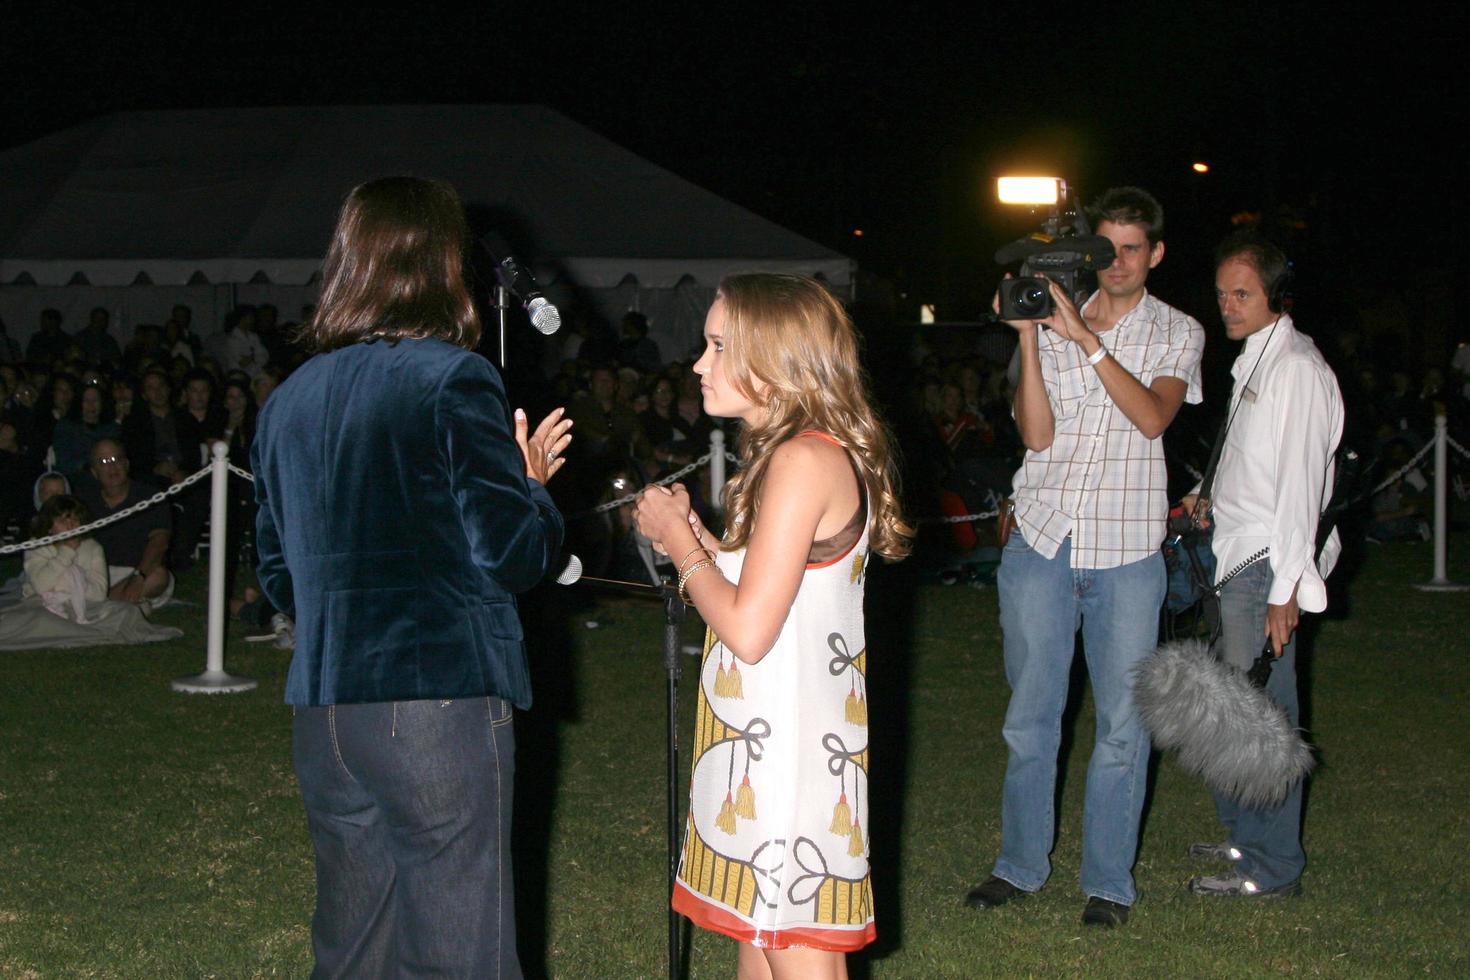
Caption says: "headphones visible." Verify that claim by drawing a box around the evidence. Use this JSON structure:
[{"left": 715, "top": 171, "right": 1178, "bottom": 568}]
[{"left": 1267, "top": 260, "right": 1295, "bottom": 314}]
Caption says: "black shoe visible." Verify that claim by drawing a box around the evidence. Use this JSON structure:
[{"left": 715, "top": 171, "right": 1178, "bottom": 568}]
[
  {"left": 1081, "top": 896, "right": 1130, "bottom": 928},
  {"left": 964, "top": 875, "right": 1026, "bottom": 909}
]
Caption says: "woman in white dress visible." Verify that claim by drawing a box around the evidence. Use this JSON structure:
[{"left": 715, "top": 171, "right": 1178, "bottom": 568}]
[{"left": 636, "top": 273, "right": 911, "bottom": 980}]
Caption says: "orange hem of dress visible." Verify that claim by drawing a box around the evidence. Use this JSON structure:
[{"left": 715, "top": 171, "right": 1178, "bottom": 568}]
[
  {"left": 671, "top": 880, "right": 876, "bottom": 952},
  {"left": 805, "top": 544, "right": 858, "bottom": 570}
]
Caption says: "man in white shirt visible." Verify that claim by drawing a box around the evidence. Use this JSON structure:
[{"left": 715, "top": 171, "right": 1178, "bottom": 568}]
[
  {"left": 1184, "top": 232, "right": 1343, "bottom": 900},
  {"left": 219, "top": 307, "right": 269, "bottom": 378},
  {"left": 965, "top": 187, "right": 1205, "bottom": 927}
]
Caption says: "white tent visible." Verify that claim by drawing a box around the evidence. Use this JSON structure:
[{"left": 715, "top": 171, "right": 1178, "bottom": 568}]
[{"left": 0, "top": 104, "right": 854, "bottom": 363}]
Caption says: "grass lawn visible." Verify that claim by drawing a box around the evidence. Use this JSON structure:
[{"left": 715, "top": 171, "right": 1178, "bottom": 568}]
[{"left": 1, "top": 539, "right": 1467, "bottom": 978}]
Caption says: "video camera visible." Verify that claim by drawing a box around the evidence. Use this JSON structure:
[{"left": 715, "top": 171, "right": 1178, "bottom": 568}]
[{"left": 994, "top": 181, "right": 1116, "bottom": 321}]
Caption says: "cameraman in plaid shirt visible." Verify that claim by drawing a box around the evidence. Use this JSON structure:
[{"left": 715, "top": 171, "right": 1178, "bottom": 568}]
[{"left": 966, "top": 187, "right": 1205, "bottom": 928}]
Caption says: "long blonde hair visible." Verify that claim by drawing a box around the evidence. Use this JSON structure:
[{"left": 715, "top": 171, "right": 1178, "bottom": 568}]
[{"left": 716, "top": 273, "right": 912, "bottom": 560}]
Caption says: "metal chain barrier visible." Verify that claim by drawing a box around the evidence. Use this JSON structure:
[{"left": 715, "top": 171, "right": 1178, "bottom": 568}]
[
  {"left": 1448, "top": 433, "right": 1470, "bottom": 462},
  {"left": 92, "top": 431, "right": 1448, "bottom": 537},
  {"left": 573, "top": 451, "right": 716, "bottom": 517},
  {"left": 0, "top": 463, "right": 215, "bottom": 555},
  {"left": 1370, "top": 436, "right": 1436, "bottom": 495},
  {"left": 919, "top": 508, "right": 1001, "bottom": 524}
]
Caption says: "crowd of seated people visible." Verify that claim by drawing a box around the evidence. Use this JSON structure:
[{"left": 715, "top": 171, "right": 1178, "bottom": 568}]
[
  {"left": 2, "top": 299, "right": 727, "bottom": 597},
  {"left": 1328, "top": 333, "right": 1470, "bottom": 544},
  {"left": 896, "top": 346, "right": 1023, "bottom": 556},
  {"left": 0, "top": 479, "right": 181, "bottom": 649},
  {"left": 0, "top": 303, "right": 302, "bottom": 646},
  {"left": 539, "top": 312, "right": 722, "bottom": 581},
  {"left": 7, "top": 298, "right": 1470, "bottom": 613}
]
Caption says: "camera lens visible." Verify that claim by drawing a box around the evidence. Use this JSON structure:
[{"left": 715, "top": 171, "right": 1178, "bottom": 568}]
[{"left": 1015, "top": 283, "right": 1047, "bottom": 318}]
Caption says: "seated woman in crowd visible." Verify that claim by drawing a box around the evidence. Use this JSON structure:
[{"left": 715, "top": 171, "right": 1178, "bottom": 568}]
[
  {"left": 29, "top": 372, "right": 76, "bottom": 468},
  {"left": 638, "top": 375, "right": 698, "bottom": 475},
  {"left": 50, "top": 381, "right": 122, "bottom": 483},
  {"left": 931, "top": 381, "right": 990, "bottom": 454},
  {"left": 111, "top": 374, "right": 137, "bottom": 426},
  {"left": 674, "top": 366, "right": 715, "bottom": 446},
  {"left": 250, "top": 363, "right": 287, "bottom": 408},
  {"left": 0, "top": 494, "right": 182, "bottom": 650}
]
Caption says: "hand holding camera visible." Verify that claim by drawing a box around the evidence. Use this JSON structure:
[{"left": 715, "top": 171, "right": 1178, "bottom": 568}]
[{"left": 993, "top": 276, "right": 1095, "bottom": 349}]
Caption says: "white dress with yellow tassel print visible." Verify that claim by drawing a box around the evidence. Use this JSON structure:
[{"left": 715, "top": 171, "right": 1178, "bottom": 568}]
[{"left": 672, "top": 438, "right": 874, "bottom": 952}]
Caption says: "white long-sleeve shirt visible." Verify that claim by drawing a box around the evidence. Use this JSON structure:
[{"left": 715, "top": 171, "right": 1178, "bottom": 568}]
[
  {"left": 221, "top": 329, "right": 269, "bottom": 378},
  {"left": 1210, "top": 315, "right": 1344, "bottom": 612}
]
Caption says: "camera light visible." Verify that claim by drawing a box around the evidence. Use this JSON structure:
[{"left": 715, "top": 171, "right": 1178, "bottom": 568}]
[{"left": 997, "top": 177, "right": 1060, "bottom": 206}]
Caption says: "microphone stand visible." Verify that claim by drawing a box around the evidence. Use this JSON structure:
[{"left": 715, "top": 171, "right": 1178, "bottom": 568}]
[
  {"left": 494, "top": 284, "right": 509, "bottom": 369},
  {"left": 575, "top": 573, "right": 688, "bottom": 980}
]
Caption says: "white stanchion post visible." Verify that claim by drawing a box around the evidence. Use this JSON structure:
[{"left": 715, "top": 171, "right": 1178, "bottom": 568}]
[
  {"left": 1415, "top": 414, "right": 1466, "bottom": 593},
  {"left": 709, "top": 429, "right": 726, "bottom": 513},
  {"left": 172, "top": 442, "right": 259, "bottom": 693}
]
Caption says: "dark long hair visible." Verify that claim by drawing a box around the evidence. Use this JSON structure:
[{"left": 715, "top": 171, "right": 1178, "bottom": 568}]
[
  {"left": 29, "top": 494, "right": 90, "bottom": 542},
  {"left": 301, "top": 177, "right": 481, "bottom": 353}
]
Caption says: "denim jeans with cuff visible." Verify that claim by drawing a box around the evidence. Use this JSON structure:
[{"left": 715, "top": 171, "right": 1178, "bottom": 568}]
[
  {"left": 993, "top": 533, "right": 1164, "bottom": 906},
  {"left": 293, "top": 696, "right": 520, "bottom": 979}
]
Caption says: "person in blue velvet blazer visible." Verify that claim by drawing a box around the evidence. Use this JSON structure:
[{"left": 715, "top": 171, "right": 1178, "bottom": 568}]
[{"left": 252, "top": 176, "right": 572, "bottom": 978}]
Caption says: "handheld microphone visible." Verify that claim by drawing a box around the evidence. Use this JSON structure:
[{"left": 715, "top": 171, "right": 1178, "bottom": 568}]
[{"left": 483, "top": 234, "right": 561, "bottom": 335}]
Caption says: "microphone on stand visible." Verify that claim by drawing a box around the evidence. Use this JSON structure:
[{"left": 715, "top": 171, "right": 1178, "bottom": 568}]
[
  {"left": 555, "top": 553, "right": 583, "bottom": 586},
  {"left": 555, "top": 553, "right": 670, "bottom": 597},
  {"left": 483, "top": 233, "right": 561, "bottom": 335}
]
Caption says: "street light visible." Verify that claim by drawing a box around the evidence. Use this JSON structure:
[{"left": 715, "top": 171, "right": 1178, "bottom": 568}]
[{"left": 1192, "top": 162, "right": 1210, "bottom": 174}]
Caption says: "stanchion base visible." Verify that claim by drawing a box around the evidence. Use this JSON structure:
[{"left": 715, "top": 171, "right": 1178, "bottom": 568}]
[
  {"left": 171, "top": 670, "right": 259, "bottom": 694},
  {"left": 1414, "top": 580, "right": 1469, "bottom": 593}
]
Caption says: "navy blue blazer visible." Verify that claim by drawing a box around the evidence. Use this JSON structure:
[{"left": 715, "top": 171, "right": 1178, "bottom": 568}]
[{"left": 252, "top": 338, "right": 563, "bottom": 708}]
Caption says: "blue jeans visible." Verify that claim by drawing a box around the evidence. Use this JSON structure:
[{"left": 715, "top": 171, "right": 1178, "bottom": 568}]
[
  {"left": 293, "top": 697, "right": 521, "bottom": 979},
  {"left": 994, "top": 533, "right": 1164, "bottom": 905},
  {"left": 1211, "top": 560, "right": 1306, "bottom": 889}
]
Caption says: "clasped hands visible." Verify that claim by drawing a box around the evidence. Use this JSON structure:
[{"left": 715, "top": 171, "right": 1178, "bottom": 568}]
[{"left": 633, "top": 482, "right": 706, "bottom": 557}]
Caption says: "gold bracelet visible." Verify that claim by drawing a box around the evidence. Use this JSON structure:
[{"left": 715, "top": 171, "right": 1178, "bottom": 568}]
[
  {"left": 677, "top": 558, "right": 717, "bottom": 603},
  {"left": 676, "top": 544, "right": 712, "bottom": 577}
]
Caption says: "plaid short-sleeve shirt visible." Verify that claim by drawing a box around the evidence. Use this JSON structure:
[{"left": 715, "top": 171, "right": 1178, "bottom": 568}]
[{"left": 1011, "top": 291, "right": 1204, "bottom": 569}]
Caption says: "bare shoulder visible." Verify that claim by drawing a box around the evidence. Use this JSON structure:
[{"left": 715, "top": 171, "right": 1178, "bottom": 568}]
[
  {"left": 759, "top": 434, "right": 859, "bottom": 534},
  {"left": 769, "top": 433, "right": 851, "bottom": 476}
]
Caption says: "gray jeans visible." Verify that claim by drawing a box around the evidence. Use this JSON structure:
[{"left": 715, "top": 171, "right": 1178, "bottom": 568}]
[{"left": 1212, "top": 560, "right": 1306, "bottom": 888}]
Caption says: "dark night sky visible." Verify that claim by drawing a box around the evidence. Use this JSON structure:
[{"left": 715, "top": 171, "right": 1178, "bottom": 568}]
[{"left": 5, "top": 2, "right": 1456, "bottom": 318}]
